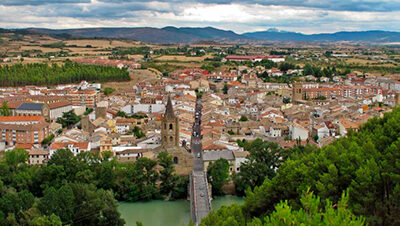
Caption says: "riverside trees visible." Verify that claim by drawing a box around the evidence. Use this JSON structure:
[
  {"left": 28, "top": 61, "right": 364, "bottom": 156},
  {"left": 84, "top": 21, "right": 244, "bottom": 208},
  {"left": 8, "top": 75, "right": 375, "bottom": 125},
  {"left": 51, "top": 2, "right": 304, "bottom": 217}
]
[{"left": 0, "top": 149, "right": 187, "bottom": 225}]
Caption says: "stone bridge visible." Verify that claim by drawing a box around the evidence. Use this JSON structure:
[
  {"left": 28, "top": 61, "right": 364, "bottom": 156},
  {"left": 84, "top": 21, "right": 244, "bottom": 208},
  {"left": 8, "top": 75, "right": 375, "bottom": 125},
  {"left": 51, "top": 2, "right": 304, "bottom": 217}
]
[
  {"left": 190, "top": 170, "right": 212, "bottom": 225},
  {"left": 189, "top": 98, "right": 211, "bottom": 225}
]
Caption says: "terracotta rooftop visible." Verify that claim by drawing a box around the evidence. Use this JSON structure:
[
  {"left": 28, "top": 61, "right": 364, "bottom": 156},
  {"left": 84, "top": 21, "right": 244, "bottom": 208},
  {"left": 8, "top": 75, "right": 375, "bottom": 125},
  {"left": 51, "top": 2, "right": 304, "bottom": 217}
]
[
  {"left": 50, "top": 142, "right": 90, "bottom": 150},
  {"left": 0, "top": 116, "right": 44, "bottom": 122}
]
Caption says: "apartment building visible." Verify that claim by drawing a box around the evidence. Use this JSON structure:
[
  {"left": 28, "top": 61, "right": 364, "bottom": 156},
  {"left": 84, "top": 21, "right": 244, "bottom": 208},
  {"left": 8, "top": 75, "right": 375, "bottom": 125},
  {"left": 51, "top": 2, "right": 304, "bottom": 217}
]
[
  {"left": 69, "top": 90, "right": 98, "bottom": 108},
  {"left": 0, "top": 116, "right": 50, "bottom": 147}
]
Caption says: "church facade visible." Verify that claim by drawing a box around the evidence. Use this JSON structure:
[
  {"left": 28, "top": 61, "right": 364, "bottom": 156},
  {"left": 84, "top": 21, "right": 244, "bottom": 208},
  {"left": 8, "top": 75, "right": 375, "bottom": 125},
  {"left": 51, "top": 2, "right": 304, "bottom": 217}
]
[{"left": 154, "top": 96, "right": 193, "bottom": 175}]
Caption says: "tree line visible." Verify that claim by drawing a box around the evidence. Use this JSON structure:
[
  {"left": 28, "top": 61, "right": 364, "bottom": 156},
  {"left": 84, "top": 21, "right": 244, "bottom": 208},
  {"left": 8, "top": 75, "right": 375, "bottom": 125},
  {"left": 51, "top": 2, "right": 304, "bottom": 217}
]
[
  {"left": 0, "top": 61, "right": 130, "bottom": 87},
  {"left": 0, "top": 149, "right": 187, "bottom": 225},
  {"left": 202, "top": 107, "right": 400, "bottom": 225}
]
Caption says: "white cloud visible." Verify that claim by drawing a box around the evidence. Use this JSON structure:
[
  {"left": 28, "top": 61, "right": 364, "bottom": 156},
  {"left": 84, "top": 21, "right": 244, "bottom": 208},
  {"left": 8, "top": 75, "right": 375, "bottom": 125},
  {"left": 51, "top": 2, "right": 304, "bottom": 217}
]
[{"left": 0, "top": 1, "right": 399, "bottom": 34}]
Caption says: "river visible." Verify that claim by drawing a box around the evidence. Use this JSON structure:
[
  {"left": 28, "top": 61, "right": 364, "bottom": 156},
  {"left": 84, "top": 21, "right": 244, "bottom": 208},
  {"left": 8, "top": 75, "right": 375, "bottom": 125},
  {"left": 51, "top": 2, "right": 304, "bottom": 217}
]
[{"left": 118, "top": 196, "right": 243, "bottom": 226}]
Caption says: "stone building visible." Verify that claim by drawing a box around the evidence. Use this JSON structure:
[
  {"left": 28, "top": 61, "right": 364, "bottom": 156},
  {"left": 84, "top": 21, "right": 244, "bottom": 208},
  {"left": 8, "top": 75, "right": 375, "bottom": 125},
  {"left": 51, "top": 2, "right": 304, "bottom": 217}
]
[
  {"left": 154, "top": 96, "right": 193, "bottom": 175},
  {"left": 161, "top": 96, "right": 180, "bottom": 147},
  {"left": 292, "top": 83, "right": 303, "bottom": 102}
]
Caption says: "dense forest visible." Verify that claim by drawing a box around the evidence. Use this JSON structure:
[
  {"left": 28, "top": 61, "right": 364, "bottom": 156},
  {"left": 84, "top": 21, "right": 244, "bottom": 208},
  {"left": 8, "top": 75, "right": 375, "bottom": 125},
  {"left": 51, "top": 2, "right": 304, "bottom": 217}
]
[
  {"left": 201, "top": 107, "right": 400, "bottom": 225},
  {"left": 0, "top": 149, "right": 187, "bottom": 225},
  {"left": 0, "top": 61, "right": 130, "bottom": 87}
]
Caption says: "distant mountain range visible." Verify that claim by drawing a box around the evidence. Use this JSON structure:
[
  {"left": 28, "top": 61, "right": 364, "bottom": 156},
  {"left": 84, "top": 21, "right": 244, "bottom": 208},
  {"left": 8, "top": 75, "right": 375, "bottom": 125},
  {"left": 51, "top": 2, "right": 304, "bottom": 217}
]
[
  {"left": 14, "top": 27, "right": 400, "bottom": 44},
  {"left": 26, "top": 27, "right": 245, "bottom": 44},
  {"left": 243, "top": 29, "right": 400, "bottom": 43}
]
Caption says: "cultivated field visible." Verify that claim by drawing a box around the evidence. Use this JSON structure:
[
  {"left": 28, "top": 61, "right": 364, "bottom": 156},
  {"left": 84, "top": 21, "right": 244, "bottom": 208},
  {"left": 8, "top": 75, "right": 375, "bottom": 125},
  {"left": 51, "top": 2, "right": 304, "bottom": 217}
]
[{"left": 154, "top": 54, "right": 212, "bottom": 62}]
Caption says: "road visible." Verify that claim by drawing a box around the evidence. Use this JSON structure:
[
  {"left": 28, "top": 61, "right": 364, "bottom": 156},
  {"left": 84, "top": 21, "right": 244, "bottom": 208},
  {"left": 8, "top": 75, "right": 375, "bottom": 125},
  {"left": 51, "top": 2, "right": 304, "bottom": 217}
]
[
  {"left": 190, "top": 98, "right": 211, "bottom": 225},
  {"left": 192, "top": 99, "right": 204, "bottom": 172}
]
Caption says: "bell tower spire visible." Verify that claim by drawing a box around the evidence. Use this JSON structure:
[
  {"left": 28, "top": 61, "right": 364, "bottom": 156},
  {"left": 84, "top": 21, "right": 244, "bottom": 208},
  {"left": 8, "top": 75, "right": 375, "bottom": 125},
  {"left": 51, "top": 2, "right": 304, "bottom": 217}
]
[{"left": 161, "top": 95, "right": 179, "bottom": 147}]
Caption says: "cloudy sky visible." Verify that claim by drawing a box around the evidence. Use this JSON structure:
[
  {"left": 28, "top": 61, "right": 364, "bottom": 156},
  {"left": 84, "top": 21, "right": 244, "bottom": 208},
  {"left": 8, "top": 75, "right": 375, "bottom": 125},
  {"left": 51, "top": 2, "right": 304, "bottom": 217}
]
[{"left": 0, "top": 0, "right": 399, "bottom": 34}]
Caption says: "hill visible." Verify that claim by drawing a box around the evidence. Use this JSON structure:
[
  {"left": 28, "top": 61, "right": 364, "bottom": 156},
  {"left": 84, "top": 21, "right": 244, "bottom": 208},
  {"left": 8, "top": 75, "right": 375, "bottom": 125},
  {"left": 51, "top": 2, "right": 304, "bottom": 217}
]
[
  {"left": 201, "top": 107, "right": 400, "bottom": 225},
  {"left": 4, "top": 27, "right": 400, "bottom": 44},
  {"left": 243, "top": 28, "right": 400, "bottom": 42},
  {"left": 27, "top": 27, "right": 245, "bottom": 44}
]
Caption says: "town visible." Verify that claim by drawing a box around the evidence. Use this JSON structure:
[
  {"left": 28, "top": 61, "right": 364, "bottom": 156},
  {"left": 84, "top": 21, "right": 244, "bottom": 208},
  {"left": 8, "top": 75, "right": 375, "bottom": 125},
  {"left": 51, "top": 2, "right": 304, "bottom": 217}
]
[
  {"left": 0, "top": 51, "right": 398, "bottom": 168},
  {"left": 0, "top": 27, "right": 400, "bottom": 225}
]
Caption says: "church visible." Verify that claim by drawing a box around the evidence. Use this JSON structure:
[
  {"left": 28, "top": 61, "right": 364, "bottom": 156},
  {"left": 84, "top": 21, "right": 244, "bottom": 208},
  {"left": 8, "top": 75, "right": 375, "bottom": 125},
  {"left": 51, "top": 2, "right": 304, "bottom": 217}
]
[{"left": 154, "top": 96, "right": 193, "bottom": 175}]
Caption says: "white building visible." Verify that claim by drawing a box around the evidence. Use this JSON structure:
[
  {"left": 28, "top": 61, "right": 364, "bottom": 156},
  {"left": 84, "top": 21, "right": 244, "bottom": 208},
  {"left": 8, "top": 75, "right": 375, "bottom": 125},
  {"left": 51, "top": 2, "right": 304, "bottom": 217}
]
[{"left": 289, "top": 123, "right": 309, "bottom": 141}]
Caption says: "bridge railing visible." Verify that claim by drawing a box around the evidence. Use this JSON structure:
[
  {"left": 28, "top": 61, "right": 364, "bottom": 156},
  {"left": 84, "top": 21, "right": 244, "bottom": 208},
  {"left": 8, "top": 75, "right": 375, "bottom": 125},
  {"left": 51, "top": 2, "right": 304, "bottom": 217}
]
[
  {"left": 190, "top": 172, "right": 199, "bottom": 224},
  {"left": 203, "top": 172, "right": 212, "bottom": 211}
]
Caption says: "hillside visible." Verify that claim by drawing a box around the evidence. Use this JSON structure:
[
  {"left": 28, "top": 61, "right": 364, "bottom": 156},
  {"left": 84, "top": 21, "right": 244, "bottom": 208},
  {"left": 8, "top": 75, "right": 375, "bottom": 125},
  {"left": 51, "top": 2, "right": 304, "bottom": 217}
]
[
  {"left": 4, "top": 27, "right": 400, "bottom": 44},
  {"left": 201, "top": 107, "right": 400, "bottom": 225},
  {"left": 27, "top": 27, "right": 245, "bottom": 44},
  {"left": 243, "top": 29, "right": 400, "bottom": 42}
]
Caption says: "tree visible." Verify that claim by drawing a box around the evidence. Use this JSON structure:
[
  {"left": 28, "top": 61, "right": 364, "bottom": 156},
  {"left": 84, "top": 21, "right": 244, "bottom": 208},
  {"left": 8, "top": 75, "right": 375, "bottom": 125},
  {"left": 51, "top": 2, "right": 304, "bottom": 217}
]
[
  {"left": 31, "top": 214, "right": 62, "bottom": 226},
  {"left": 207, "top": 158, "right": 230, "bottom": 196},
  {"left": 69, "top": 183, "right": 124, "bottom": 225},
  {"left": 157, "top": 152, "right": 176, "bottom": 196},
  {"left": 278, "top": 62, "right": 296, "bottom": 73},
  {"left": 239, "top": 115, "right": 248, "bottom": 122},
  {"left": 132, "top": 126, "right": 146, "bottom": 138},
  {"left": 240, "top": 107, "right": 400, "bottom": 224},
  {"left": 3, "top": 148, "right": 29, "bottom": 172},
  {"left": 0, "top": 102, "right": 10, "bottom": 116},
  {"left": 83, "top": 108, "right": 94, "bottom": 115},
  {"left": 200, "top": 204, "right": 245, "bottom": 226},
  {"left": 283, "top": 97, "right": 291, "bottom": 104},
  {"left": 0, "top": 63, "right": 130, "bottom": 87},
  {"left": 157, "top": 152, "right": 188, "bottom": 200},
  {"left": 315, "top": 96, "right": 327, "bottom": 100},
  {"left": 233, "top": 139, "right": 283, "bottom": 195},
  {"left": 56, "top": 110, "right": 80, "bottom": 129},
  {"left": 38, "top": 185, "right": 74, "bottom": 223},
  {"left": 201, "top": 190, "right": 364, "bottom": 226},
  {"left": 222, "top": 83, "right": 229, "bottom": 94},
  {"left": 103, "top": 87, "right": 115, "bottom": 96},
  {"left": 41, "top": 134, "right": 55, "bottom": 145},
  {"left": 261, "top": 190, "right": 365, "bottom": 225},
  {"left": 125, "top": 158, "right": 159, "bottom": 201}
]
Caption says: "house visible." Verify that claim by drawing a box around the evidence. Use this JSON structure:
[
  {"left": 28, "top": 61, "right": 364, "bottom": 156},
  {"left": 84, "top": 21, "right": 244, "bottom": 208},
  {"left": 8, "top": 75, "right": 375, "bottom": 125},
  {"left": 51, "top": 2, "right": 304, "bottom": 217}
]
[
  {"left": 233, "top": 151, "right": 249, "bottom": 172},
  {"left": 202, "top": 143, "right": 229, "bottom": 152},
  {"left": 49, "top": 122, "right": 62, "bottom": 134},
  {"left": 336, "top": 118, "right": 359, "bottom": 136},
  {"left": 289, "top": 123, "right": 309, "bottom": 141},
  {"left": 48, "top": 101, "right": 73, "bottom": 121},
  {"left": 225, "top": 55, "right": 285, "bottom": 63},
  {"left": 49, "top": 142, "right": 91, "bottom": 157},
  {"left": 111, "top": 146, "right": 152, "bottom": 162},
  {"left": 312, "top": 124, "right": 330, "bottom": 140},
  {"left": 324, "top": 121, "right": 337, "bottom": 136},
  {"left": 203, "top": 150, "right": 236, "bottom": 173},
  {"left": 115, "top": 118, "right": 137, "bottom": 134},
  {"left": 269, "top": 125, "right": 283, "bottom": 138},
  {"left": 28, "top": 149, "right": 49, "bottom": 165}
]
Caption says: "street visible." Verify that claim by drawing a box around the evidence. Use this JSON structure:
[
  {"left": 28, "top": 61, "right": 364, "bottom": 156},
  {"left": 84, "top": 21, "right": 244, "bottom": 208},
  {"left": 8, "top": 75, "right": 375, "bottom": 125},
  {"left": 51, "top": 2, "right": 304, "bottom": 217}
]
[{"left": 192, "top": 98, "right": 203, "bottom": 172}]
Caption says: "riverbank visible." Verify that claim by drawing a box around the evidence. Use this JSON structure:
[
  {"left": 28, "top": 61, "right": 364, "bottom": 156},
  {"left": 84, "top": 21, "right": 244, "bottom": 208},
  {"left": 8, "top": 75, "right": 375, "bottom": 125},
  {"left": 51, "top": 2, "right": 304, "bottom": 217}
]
[{"left": 118, "top": 195, "right": 243, "bottom": 226}]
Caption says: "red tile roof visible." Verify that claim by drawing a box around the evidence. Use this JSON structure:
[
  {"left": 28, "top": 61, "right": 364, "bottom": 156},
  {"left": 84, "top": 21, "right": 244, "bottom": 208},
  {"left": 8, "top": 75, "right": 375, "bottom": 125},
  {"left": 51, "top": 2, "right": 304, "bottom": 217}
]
[
  {"left": 0, "top": 116, "right": 44, "bottom": 122},
  {"left": 50, "top": 142, "right": 89, "bottom": 150}
]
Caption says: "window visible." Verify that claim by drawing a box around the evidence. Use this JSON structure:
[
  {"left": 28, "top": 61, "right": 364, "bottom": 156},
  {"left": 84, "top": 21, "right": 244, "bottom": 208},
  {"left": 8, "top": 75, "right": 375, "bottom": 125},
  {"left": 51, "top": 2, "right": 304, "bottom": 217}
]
[
  {"left": 173, "top": 157, "right": 178, "bottom": 164},
  {"left": 169, "top": 123, "right": 173, "bottom": 130},
  {"left": 170, "top": 136, "right": 173, "bottom": 142},
  {"left": 164, "top": 123, "right": 167, "bottom": 130}
]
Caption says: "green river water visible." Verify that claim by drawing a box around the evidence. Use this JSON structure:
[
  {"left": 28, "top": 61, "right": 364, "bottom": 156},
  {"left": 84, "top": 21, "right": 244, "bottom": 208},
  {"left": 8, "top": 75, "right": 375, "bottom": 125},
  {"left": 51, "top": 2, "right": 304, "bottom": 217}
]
[{"left": 118, "top": 195, "right": 243, "bottom": 226}]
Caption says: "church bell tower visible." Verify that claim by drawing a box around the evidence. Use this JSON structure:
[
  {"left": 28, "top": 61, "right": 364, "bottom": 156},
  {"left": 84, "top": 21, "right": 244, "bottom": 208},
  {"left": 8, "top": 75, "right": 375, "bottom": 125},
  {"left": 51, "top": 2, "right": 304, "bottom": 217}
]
[{"left": 161, "top": 96, "right": 180, "bottom": 147}]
